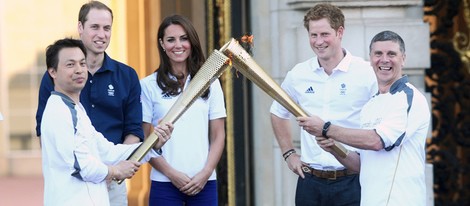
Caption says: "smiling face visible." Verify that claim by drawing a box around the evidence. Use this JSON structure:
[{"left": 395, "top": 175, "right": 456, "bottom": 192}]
[
  {"left": 369, "top": 40, "right": 405, "bottom": 90},
  {"left": 160, "top": 24, "right": 192, "bottom": 67},
  {"left": 48, "top": 47, "right": 88, "bottom": 98},
  {"left": 308, "top": 18, "right": 343, "bottom": 62},
  {"left": 78, "top": 8, "right": 112, "bottom": 55}
]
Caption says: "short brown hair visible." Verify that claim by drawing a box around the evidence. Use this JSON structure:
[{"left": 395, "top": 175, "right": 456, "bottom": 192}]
[
  {"left": 78, "top": 1, "right": 113, "bottom": 24},
  {"left": 303, "top": 3, "right": 344, "bottom": 31}
]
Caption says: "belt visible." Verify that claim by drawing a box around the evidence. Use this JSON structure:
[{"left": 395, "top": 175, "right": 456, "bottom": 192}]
[{"left": 301, "top": 166, "right": 357, "bottom": 180}]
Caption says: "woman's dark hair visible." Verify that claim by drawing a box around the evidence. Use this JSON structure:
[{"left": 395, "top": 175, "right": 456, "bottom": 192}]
[{"left": 156, "top": 14, "right": 208, "bottom": 98}]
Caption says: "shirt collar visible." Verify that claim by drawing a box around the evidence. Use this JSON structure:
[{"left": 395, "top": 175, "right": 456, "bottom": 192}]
[
  {"left": 312, "top": 48, "right": 352, "bottom": 72},
  {"left": 51, "top": 91, "right": 76, "bottom": 105},
  {"left": 167, "top": 72, "right": 192, "bottom": 91},
  {"left": 97, "top": 53, "right": 114, "bottom": 73},
  {"left": 389, "top": 75, "right": 409, "bottom": 94},
  {"left": 167, "top": 73, "right": 192, "bottom": 81}
]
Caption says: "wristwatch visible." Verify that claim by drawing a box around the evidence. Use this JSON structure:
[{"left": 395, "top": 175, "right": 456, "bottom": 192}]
[{"left": 322, "top": 121, "right": 331, "bottom": 138}]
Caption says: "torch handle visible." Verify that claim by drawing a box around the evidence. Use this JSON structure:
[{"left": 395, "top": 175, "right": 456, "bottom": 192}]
[
  {"left": 288, "top": 107, "right": 347, "bottom": 158},
  {"left": 287, "top": 111, "right": 348, "bottom": 158}
]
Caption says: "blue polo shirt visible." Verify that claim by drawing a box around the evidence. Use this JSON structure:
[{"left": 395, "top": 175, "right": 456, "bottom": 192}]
[{"left": 36, "top": 53, "right": 144, "bottom": 144}]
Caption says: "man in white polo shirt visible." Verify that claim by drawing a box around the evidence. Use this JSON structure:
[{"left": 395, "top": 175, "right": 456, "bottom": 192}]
[
  {"left": 270, "top": 3, "right": 377, "bottom": 205},
  {"left": 307, "top": 31, "right": 431, "bottom": 205}
]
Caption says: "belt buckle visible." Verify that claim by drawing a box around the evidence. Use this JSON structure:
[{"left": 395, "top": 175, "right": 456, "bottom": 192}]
[
  {"left": 328, "top": 170, "right": 337, "bottom": 180},
  {"left": 301, "top": 166, "right": 311, "bottom": 173}
]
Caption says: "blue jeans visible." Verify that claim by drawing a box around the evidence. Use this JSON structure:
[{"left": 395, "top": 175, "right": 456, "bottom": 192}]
[
  {"left": 295, "top": 172, "right": 360, "bottom": 206},
  {"left": 149, "top": 180, "right": 218, "bottom": 206}
]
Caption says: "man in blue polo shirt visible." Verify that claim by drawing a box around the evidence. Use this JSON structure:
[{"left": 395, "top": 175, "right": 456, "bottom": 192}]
[{"left": 35, "top": 1, "right": 143, "bottom": 205}]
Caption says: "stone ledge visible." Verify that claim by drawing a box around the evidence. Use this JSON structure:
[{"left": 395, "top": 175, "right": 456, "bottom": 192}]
[{"left": 287, "top": 0, "right": 423, "bottom": 10}]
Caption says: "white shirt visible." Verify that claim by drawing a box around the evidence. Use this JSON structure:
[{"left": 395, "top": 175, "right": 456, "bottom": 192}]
[
  {"left": 41, "top": 92, "right": 157, "bottom": 206},
  {"left": 359, "top": 76, "right": 430, "bottom": 206},
  {"left": 270, "top": 50, "right": 377, "bottom": 169},
  {"left": 141, "top": 72, "right": 226, "bottom": 181}
]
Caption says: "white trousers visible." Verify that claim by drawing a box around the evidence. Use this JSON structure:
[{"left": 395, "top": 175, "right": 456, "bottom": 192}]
[{"left": 108, "top": 181, "right": 128, "bottom": 206}]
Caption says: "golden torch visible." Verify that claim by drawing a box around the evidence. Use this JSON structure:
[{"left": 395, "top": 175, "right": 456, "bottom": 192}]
[
  {"left": 117, "top": 50, "right": 231, "bottom": 184},
  {"left": 220, "top": 38, "right": 348, "bottom": 158}
]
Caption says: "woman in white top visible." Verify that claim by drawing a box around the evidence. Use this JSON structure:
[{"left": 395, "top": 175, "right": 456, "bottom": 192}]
[{"left": 141, "top": 14, "right": 226, "bottom": 206}]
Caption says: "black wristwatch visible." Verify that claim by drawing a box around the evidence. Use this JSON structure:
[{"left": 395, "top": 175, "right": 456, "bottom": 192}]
[{"left": 322, "top": 121, "right": 331, "bottom": 138}]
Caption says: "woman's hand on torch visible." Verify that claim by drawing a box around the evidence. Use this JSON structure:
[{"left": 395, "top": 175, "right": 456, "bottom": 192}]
[{"left": 153, "top": 122, "right": 174, "bottom": 150}]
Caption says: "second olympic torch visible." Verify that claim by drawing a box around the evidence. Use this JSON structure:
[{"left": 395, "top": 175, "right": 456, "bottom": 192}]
[
  {"left": 220, "top": 38, "right": 348, "bottom": 158},
  {"left": 117, "top": 50, "right": 231, "bottom": 184}
]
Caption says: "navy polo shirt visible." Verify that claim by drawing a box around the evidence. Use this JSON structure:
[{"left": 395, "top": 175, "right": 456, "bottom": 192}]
[{"left": 36, "top": 53, "right": 144, "bottom": 144}]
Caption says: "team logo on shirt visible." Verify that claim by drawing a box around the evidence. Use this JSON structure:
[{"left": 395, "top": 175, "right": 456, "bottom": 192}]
[
  {"left": 305, "top": 86, "right": 315, "bottom": 93},
  {"left": 362, "top": 117, "right": 382, "bottom": 128},
  {"left": 107, "top": 84, "right": 115, "bottom": 96},
  {"left": 162, "top": 93, "right": 172, "bottom": 99},
  {"left": 339, "top": 83, "right": 347, "bottom": 95}
]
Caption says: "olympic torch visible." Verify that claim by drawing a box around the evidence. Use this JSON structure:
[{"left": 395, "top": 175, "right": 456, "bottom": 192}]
[{"left": 220, "top": 38, "right": 348, "bottom": 158}]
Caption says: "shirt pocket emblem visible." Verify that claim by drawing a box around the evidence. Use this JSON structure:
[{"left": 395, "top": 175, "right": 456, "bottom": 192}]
[{"left": 107, "top": 84, "right": 115, "bottom": 96}]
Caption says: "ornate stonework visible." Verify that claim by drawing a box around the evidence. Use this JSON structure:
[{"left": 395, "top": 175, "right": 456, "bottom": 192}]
[{"left": 425, "top": 0, "right": 470, "bottom": 205}]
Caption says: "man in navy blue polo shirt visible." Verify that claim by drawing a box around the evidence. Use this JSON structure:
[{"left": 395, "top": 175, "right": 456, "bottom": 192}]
[{"left": 35, "top": 1, "right": 143, "bottom": 205}]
